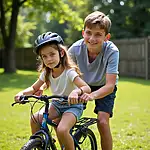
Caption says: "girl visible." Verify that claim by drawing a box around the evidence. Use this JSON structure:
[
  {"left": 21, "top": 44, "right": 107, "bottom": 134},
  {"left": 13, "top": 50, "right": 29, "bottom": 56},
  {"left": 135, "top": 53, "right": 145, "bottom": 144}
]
[{"left": 14, "top": 32, "right": 91, "bottom": 150}]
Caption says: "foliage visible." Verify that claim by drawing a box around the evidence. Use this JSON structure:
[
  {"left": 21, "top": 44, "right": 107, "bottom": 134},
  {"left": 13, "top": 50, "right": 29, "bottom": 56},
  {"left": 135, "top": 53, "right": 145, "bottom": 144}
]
[
  {"left": 65, "top": 0, "right": 150, "bottom": 43},
  {"left": 0, "top": 69, "right": 150, "bottom": 149},
  {"left": 16, "top": 15, "right": 36, "bottom": 47},
  {"left": 0, "top": 0, "right": 85, "bottom": 73},
  {"left": 92, "top": 0, "right": 150, "bottom": 39}
]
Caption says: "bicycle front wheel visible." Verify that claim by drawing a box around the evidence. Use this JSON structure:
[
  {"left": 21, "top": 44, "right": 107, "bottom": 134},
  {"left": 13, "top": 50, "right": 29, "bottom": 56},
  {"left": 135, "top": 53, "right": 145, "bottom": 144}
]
[
  {"left": 20, "top": 138, "right": 44, "bottom": 150},
  {"left": 75, "top": 128, "right": 97, "bottom": 150}
]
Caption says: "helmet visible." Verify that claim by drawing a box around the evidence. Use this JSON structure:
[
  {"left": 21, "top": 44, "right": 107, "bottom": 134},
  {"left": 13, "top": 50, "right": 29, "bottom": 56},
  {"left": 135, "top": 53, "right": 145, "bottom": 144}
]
[{"left": 34, "top": 32, "right": 64, "bottom": 54}]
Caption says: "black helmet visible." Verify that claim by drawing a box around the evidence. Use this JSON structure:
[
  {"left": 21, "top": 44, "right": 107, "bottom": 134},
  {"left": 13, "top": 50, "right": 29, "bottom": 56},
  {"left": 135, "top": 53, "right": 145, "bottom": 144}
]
[{"left": 34, "top": 32, "right": 64, "bottom": 54}]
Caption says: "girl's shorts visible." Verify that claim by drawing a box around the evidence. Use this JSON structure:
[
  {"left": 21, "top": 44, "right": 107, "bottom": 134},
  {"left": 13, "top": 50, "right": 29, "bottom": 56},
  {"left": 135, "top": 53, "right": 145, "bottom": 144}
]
[{"left": 52, "top": 100, "right": 83, "bottom": 120}]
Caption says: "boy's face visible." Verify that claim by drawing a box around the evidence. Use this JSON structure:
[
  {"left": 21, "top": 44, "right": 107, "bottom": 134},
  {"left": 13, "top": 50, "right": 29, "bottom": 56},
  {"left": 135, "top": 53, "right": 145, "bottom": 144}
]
[{"left": 82, "top": 26, "right": 109, "bottom": 52}]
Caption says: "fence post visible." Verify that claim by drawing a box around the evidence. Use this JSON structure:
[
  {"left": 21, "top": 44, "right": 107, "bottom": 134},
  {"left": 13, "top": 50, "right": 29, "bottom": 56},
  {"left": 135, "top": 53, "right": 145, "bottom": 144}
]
[
  {"left": 148, "top": 36, "right": 150, "bottom": 80},
  {"left": 145, "top": 37, "right": 148, "bottom": 80}
]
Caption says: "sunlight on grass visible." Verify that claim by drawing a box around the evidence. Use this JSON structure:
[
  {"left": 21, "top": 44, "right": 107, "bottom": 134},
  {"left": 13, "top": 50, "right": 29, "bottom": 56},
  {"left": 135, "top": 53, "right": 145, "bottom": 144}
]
[{"left": 0, "top": 69, "right": 150, "bottom": 149}]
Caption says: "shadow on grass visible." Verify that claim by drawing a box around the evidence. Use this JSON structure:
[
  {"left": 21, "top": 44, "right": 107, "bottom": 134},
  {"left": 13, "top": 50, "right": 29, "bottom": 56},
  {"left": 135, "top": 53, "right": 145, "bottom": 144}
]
[
  {"left": 0, "top": 70, "right": 38, "bottom": 91},
  {"left": 119, "top": 76, "right": 150, "bottom": 86},
  {"left": 0, "top": 69, "right": 150, "bottom": 92}
]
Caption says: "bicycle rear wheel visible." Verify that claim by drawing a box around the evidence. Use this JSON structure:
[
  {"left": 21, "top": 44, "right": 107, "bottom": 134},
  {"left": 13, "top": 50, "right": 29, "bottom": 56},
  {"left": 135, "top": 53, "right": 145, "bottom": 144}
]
[
  {"left": 20, "top": 138, "right": 44, "bottom": 150},
  {"left": 75, "top": 128, "right": 97, "bottom": 150}
]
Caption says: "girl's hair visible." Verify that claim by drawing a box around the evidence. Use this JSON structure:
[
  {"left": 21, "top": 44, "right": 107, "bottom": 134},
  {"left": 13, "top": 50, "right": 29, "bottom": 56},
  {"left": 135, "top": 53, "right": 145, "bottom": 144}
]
[
  {"left": 37, "top": 43, "right": 82, "bottom": 89},
  {"left": 84, "top": 11, "right": 111, "bottom": 35}
]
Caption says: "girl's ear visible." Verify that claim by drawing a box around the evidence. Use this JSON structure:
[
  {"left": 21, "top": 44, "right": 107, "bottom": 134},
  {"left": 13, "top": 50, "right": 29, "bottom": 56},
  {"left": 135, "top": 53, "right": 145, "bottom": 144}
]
[
  {"left": 105, "top": 33, "right": 111, "bottom": 41},
  {"left": 60, "top": 48, "right": 65, "bottom": 57}
]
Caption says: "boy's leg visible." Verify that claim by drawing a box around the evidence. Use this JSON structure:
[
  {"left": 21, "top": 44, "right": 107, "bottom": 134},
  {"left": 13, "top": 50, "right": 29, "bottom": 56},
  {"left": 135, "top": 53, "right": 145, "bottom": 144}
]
[
  {"left": 97, "top": 111, "right": 112, "bottom": 150},
  {"left": 56, "top": 112, "right": 76, "bottom": 150},
  {"left": 92, "top": 86, "right": 117, "bottom": 150}
]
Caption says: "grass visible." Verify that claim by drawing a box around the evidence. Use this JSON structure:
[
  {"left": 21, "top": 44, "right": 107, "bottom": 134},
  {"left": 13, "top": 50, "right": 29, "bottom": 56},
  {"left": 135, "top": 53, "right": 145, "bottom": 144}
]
[{"left": 0, "top": 68, "right": 150, "bottom": 150}]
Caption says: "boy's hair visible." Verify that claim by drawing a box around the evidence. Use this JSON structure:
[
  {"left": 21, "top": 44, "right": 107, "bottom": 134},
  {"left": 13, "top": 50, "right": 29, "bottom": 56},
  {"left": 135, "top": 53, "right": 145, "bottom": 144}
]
[
  {"left": 37, "top": 43, "right": 82, "bottom": 88},
  {"left": 84, "top": 11, "right": 111, "bottom": 35}
]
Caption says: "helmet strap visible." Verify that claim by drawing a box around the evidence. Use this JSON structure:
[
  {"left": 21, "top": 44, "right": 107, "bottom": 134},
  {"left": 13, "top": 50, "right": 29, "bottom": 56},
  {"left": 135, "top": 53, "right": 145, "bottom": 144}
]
[{"left": 54, "top": 45, "right": 62, "bottom": 68}]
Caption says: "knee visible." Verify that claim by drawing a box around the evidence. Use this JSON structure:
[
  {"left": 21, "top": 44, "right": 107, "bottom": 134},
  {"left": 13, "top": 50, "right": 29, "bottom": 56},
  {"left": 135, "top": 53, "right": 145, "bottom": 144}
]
[
  {"left": 57, "top": 126, "right": 69, "bottom": 137},
  {"left": 97, "top": 119, "right": 110, "bottom": 134},
  {"left": 30, "top": 115, "right": 35, "bottom": 125},
  {"left": 30, "top": 114, "right": 42, "bottom": 125},
  {"left": 97, "top": 118, "right": 108, "bottom": 128}
]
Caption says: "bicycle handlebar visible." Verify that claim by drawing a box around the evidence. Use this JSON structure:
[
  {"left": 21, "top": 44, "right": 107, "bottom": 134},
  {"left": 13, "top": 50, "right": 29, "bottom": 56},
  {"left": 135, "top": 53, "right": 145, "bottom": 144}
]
[{"left": 12, "top": 95, "right": 68, "bottom": 106}]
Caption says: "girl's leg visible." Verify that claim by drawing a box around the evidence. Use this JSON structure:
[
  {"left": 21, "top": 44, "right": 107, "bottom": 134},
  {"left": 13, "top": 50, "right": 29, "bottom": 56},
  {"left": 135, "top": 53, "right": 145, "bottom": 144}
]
[
  {"left": 30, "top": 111, "right": 42, "bottom": 134},
  {"left": 53, "top": 118, "right": 63, "bottom": 149},
  {"left": 56, "top": 112, "right": 76, "bottom": 150},
  {"left": 30, "top": 104, "right": 59, "bottom": 134}
]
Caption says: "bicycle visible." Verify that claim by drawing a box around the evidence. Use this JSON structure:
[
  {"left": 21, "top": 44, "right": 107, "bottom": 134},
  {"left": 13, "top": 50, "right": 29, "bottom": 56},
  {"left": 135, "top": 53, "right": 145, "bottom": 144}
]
[{"left": 12, "top": 95, "right": 97, "bottom": 150}]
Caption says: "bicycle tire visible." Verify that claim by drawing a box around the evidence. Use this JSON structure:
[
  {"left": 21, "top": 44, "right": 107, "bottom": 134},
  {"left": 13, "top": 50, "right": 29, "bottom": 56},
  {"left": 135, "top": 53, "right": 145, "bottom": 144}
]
[
  {"left": 20, "top": 138, "right": 44, "bottom": 150},
  {"left": 75, "top": 128, "right": 97, "bottom": 150}
]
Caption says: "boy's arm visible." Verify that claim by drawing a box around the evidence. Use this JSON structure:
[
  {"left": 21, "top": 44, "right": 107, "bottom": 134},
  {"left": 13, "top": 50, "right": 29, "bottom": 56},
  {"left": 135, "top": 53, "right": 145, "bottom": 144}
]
[
  {"left": 79, "top": 73, "right": 117, "bottom": 103},
  {"left": 90, "top": 73, "right": 117, "bottom": 100}
]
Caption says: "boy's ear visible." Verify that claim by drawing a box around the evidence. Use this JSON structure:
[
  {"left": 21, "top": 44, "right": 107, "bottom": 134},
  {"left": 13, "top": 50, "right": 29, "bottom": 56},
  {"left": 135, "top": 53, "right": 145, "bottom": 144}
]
[
  {"left": 105, "top": 33, "right": 111, "bottom": 41},
  {"left": 82, "top": 30, "right": 84, "bottom": 37}
]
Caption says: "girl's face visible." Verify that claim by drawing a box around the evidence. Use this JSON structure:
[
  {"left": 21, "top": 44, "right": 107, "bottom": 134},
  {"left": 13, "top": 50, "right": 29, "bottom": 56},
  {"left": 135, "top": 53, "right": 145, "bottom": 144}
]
[
  {"left": 40, "top": 45, "right": 60, "bottom": 69},
  {"left": 82, "top": 26, "right": 110, "bottom": 52}
]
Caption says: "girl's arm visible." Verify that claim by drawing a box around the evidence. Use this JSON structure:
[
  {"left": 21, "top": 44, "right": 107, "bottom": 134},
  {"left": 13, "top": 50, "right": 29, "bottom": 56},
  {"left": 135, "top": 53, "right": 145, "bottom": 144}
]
[
  {"left": 68, "top": 76, "right": 91, "bottom": 104},
  {"left": 73, "top": 76, "right": 91, "bottom": 94},
  {"left": 34, "top": 82, "right": 47, "bottom": 96},
  {"left": 14, "top": 79, "right": 44, "bottom": 102}
]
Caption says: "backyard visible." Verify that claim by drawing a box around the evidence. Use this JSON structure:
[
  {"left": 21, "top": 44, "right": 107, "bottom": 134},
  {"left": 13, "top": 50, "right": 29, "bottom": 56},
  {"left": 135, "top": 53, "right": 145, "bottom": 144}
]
[{"left": 0, "top": 69, "right": 150, "bottom": 150}]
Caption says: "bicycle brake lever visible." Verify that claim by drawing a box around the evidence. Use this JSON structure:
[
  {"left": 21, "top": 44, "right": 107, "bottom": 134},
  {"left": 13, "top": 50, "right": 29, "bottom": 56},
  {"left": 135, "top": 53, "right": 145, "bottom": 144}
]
[{"left": 11, "top": 102, "right": 19, "bottom": 107}]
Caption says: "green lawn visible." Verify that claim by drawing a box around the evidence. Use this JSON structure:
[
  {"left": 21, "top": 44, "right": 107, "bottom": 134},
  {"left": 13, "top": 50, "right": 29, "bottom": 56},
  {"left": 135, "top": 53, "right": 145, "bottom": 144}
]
[{"left": 0, "top": 69, "right": 150, "bottom": 150}]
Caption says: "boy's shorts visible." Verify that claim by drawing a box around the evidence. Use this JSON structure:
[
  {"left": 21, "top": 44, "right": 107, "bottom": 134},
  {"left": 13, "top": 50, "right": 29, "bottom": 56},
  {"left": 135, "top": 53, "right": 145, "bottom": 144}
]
[
  {"left": 52, "top": 100, "right": 83, "bottom": 120},
  {"left": 90, "top": 85, "right": 117, "bottom": 118}
]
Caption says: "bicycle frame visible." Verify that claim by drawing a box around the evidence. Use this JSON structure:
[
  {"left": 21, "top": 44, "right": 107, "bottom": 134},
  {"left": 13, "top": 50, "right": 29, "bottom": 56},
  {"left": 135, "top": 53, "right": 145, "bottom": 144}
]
[
  {"left": 12, "top": 95, "right": 98, "bottom": 150},
  {"left": 29, "top": 98, "right": 58, "bottom": 150}
]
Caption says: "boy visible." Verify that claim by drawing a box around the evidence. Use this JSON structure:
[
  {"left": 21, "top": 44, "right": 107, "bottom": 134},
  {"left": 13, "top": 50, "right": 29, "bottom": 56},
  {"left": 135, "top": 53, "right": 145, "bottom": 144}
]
[{"left": 68, "top": 11, "right": 119, "bottom": 150}]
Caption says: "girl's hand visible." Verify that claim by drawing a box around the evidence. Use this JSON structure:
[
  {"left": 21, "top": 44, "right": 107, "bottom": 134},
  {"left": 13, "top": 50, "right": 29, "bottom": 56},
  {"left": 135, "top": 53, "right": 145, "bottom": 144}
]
[
  {"left": 34, "top": 83, "right": 46, "bottom": 96},
  {"left": 14, "top": 92, "right": 23, "bottom": 103},
  {"left": 68, "top": 91, "right": 79, "bottom": 105},
  {"left": 34, "top": 89, "right": 43, "bottom": 96}
]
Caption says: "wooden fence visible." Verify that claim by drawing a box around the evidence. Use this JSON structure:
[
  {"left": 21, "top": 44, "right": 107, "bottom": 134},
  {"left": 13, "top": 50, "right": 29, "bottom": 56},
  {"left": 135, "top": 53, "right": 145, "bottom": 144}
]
[
  {"left": 112, "top": 37, "right": 150, "bottom": 80},
  {"left": 0, "top": 48, "right": 37, "bottom": 70},
  {"left": 0, "top": 37, "right": 150, "bottom": 79}
]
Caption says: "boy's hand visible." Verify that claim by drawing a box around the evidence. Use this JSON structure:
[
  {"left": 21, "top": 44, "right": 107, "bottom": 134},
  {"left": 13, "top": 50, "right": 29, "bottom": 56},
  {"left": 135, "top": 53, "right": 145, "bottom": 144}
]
[{"left": 79, "top": 93, "right": 93, "bottom": 103}]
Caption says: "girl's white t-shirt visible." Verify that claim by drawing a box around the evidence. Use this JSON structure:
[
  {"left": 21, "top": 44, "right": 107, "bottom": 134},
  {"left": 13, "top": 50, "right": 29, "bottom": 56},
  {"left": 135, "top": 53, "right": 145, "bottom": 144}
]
[{"left": 39, "top": 68, "right": 79, "bottom": 96}]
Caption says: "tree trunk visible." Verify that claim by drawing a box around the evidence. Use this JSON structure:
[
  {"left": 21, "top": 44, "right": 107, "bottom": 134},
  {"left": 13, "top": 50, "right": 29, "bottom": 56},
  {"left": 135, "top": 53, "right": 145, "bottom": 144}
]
[
  {"left": 4, "top": 47, "right": 16, "bottom": 73},
  {"left": 4, "top": 0, "right": 20, "bottom": 73}
]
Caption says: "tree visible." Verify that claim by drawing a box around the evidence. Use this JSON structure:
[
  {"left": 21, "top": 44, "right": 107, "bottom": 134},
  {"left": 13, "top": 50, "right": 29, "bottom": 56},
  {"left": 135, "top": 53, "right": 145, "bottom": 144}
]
[
  {"left": 0, "top": 0, "right": 83, "bottom": 73},
  {"left": 65, "top": 0, "right": 150, "bottom": 41},
  {"left": 91, "top": 0, "right": 150, "bottom": 39},
  {"left": 0, "top": 0, "right": 24, "bottom": 73}
]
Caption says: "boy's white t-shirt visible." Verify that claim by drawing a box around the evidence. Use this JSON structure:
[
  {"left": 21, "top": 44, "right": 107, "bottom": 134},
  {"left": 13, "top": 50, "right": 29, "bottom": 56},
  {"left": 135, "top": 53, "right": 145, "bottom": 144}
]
[{"left": 39, "top": 68, "right": 79, "bottom": 96}]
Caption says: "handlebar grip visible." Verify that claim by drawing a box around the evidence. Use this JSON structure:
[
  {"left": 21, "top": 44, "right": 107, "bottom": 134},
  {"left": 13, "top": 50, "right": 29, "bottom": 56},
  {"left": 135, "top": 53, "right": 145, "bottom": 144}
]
[
  {"left": 63, "top": 95, "right": 68, "bottom": 100},
  {"left": 19, "top": 95, "right": 27, "bottom": 101}
]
